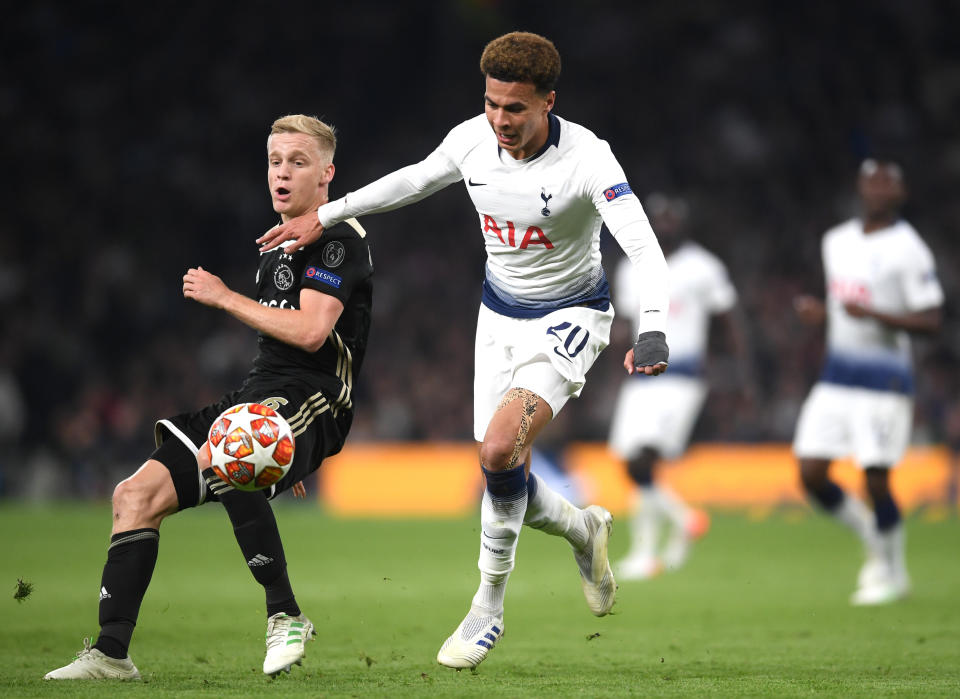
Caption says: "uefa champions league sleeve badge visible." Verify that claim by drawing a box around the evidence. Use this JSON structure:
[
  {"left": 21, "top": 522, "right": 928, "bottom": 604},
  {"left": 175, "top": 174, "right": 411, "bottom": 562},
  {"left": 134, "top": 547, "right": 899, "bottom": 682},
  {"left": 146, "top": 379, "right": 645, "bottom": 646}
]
[{"left": 322, "top": 241, "right": 346, "bottom": 268}]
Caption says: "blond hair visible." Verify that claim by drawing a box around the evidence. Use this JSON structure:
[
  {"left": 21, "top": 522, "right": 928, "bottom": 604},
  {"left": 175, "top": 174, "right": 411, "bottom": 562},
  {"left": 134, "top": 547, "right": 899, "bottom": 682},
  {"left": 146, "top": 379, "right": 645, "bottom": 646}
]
[
  {"left": 480, "top": 31, "right": 561, "bottom": 94},
  {"left": 269, "top": 114, "right": 337, "bottom": 160}
]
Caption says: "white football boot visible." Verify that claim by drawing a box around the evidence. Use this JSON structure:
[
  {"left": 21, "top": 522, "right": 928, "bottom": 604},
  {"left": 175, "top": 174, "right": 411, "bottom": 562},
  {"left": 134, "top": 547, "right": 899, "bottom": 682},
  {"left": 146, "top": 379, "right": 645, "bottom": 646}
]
[
  {"left": 851, "top": 525, "right": 910, "bottom": 606},
  {"left": 850, "top": 573, "right": 910, "bottom": 606},
  {"left": 856, "top": 554, "right": 888, "bottom": 590},
  {"left": 437, "top": 611, "right": 505, "bottom": 669},
  {"left": 263, "top": 613, "right": 315, "bottom": 676},
  {"left": 44, "top": 638, "right": 141, "bottom": 680},
  {"left": 574, "top": 505, "right": 617, "bottom": 616}
]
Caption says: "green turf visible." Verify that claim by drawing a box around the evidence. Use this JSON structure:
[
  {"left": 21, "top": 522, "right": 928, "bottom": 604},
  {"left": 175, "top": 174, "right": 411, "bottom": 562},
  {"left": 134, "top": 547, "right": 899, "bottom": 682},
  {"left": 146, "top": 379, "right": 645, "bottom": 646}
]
[{"left": 3, "top": 502, "right": 959, "bottom": 697}]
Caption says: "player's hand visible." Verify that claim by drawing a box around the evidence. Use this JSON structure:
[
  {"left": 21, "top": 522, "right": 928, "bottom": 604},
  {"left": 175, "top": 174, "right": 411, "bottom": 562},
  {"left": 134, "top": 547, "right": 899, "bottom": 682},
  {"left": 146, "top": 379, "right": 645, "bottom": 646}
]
[
  {"left": 291, "top": 481, "right": 306, "bottom": 498},
  {"left": 198, "top": 441, "right": 213, "bottom": 468},
  {"left": 183, "top": 267, "right": 230, "bottom": 308},
  {"left": 793, "top": 295, "right": 825, "bottom": 324},
  {"left": 843, "top": 301, "right": 871, "bottom": 318},
  {"left": 257, "top": 210, "right": 324, "bottom": 253},
  {"left": 625, "top": 331, "right": 669, "bottom": 376}
]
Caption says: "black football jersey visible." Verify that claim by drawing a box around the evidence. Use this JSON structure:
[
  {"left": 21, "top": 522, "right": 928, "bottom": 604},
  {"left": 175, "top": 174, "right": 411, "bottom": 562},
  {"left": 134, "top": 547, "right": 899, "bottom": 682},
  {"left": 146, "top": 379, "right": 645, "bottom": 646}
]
[{"left": 250, "top": 219, "right": 373, "bottom": 413}]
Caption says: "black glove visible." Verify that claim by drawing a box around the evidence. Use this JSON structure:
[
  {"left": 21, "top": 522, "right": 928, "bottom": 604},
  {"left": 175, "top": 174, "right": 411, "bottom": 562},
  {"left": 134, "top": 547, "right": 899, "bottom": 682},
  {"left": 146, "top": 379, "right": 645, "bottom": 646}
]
[{"left": 633, "top": 331, "right": 669, "bottom": 371}]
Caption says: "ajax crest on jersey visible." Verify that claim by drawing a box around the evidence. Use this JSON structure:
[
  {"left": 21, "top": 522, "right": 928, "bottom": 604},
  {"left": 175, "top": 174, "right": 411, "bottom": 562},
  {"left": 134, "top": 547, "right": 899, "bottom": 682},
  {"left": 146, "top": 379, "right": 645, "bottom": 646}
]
[
  {"left": 208, "top": 403, "right": 295, "bottom": 491},
  {"left": 273, "top": 264, "right": 295, "bottom": 291}
]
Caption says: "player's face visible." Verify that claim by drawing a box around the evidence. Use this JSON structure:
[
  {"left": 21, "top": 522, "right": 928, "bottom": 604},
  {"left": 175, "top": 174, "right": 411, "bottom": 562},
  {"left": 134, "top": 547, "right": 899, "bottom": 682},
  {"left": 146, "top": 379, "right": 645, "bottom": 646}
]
[
  {"left": 484, "top": 76, "right": 555, "bottom": 160},
  {"left": 858, "top": 165, "right": 906, "bottom": 219},
  {"left": 267, "top": 133, "right": 334, "bottom": 221}
]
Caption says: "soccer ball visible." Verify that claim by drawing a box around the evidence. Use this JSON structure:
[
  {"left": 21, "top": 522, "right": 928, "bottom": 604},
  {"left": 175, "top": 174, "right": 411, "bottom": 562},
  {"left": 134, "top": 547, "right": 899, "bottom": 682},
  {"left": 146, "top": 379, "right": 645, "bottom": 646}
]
[{"left": 207, "top": 403, "right": 295, "bottom": 491}]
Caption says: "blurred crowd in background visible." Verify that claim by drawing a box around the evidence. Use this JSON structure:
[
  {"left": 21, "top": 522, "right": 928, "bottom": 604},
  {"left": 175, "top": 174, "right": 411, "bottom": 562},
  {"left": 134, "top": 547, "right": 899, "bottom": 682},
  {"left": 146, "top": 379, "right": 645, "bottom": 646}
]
[{"left": 1, "top": 1, "right": 958, "bottom": 498}]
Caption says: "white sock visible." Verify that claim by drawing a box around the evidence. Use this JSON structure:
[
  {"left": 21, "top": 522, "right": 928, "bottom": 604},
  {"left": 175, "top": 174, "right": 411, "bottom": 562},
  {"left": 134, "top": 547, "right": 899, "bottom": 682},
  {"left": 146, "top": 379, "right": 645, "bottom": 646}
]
[
  {"left": 877, "top": 523, "right": 908, "bottom": 586},
  {"left": 472, "top": 488, "right": 527, "bottom": 617},
  {"left": 626, "top": 486, "right": 663, "bottom": 561},
  {"left": 833, "top": 493, "right": 880, "bottom": 555},
  {"left": 523, "top": 472, "right": 588, "bottom": 550},
  {"left": 645, "top": 483, "right": 691, "bottom": 529}
]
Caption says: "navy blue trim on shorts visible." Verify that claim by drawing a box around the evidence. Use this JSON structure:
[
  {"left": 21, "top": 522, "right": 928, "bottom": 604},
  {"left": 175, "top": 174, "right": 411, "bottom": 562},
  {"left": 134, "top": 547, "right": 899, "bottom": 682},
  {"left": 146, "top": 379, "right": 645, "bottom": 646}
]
[
  {"left": 819, "top": 354, "right": 914, "bottom": 394},
  {"left": 480, "top": 277, "right": 611, "bottom": 319}
]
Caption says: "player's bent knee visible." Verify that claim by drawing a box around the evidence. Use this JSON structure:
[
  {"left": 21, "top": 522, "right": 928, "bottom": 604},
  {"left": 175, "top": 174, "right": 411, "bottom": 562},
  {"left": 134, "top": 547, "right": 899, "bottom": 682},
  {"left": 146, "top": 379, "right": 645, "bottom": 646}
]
[
  {"left": 113, "top": 479, "right": 157, "bottom": 517},
  {"left": 113, "top": 479, "right": 153, "bottom": 522},
  {"left": 112, "top": 464, "right": 178, "bottom": 527},
  {"left": 479, "top": 436, "right": 518, "bottom": 471},
  {"left": 482, "top": 388, "right": 549, "bottom": 470},
  {"left": 798, "top": 459, "right": 829, "bottom": 491},
  {"left": 627, "top": 460, "right": 654, "bottom": 486},
  {"left": 864, "top": 466, "right": 891, "bottom": 499},
  {"left": 626, "top": 448, "right": 658, "bottom": 485}
]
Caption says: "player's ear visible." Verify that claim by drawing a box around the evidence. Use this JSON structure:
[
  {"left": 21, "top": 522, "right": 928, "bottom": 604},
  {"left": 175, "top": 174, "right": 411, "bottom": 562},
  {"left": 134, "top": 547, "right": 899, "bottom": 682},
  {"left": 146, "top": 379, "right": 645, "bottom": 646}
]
[
  {"left": 318, "top": 162, "right": 335, "bottom": 186},
  {"left": 543, "top": 90, "right": 556, "bottom": 112}
]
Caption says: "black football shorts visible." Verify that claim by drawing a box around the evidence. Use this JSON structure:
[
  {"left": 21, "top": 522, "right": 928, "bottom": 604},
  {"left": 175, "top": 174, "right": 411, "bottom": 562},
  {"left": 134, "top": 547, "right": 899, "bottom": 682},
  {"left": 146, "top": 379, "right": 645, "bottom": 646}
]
[{"left": 152, "top": 374, "right": 351, "bottom": 509}]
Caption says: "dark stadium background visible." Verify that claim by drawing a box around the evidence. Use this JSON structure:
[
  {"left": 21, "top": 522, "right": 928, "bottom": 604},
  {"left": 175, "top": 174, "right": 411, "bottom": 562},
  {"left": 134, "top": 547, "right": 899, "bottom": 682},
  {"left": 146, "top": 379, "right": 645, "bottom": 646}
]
[{"left": 1, "top": 0, "right": 957, "bottom": 497}]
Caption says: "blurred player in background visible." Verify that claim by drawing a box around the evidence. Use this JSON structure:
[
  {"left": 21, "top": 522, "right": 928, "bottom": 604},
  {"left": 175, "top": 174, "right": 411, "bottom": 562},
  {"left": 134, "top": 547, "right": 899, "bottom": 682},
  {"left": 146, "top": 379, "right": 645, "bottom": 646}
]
[
  {"left": 793, "top": 159, "right": 943, "bottom": 605},
  {"left": 45, "top": 115, "right": 374, "bottom": 679},
  {"left": 609, "top": 193, "right": 751, "bottom": 580},
  {"left": 258, "top": 31, "right": 670, "bottom": 669}
]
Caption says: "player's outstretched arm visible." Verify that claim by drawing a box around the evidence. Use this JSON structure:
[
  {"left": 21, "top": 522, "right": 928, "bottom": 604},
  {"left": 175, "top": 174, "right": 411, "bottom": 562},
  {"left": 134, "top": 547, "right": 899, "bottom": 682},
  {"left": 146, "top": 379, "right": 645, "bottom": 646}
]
[
  {"left": 607, "top": 218, "right": 669, "bottom": 377},
  {"left": 260, "top": 148, "right": 463, "bottom": 253},
  {"left": 257, "top": 211, "right": 324, "bottom": 253},
  {"left": 843, "top": 303, "right": 942, "bottom": 334}
]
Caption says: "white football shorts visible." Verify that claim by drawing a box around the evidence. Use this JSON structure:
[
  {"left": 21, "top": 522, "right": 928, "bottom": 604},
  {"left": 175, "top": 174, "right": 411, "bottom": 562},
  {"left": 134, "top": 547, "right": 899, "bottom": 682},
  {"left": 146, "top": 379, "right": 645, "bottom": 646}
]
[
  {"left": 608, "top": 374, "right": 707, "bottom": 460},
  {"left": 473, "top": 303, "right": 613, "bottom": 441},
  {"left": 792, "top": 382, "right": 914, "bottom": 468}
]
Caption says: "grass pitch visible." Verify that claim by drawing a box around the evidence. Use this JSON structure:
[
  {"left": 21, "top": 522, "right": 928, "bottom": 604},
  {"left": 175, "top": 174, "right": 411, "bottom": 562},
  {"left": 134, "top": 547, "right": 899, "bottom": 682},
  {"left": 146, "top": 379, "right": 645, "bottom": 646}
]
[{"left": 3, "top": 501, "right": 959, "bottom": 697}]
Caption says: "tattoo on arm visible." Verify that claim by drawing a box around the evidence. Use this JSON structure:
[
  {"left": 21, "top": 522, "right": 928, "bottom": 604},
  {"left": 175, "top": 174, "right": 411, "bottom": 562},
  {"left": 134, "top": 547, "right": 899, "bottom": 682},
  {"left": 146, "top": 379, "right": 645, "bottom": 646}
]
[{"left": 496, "top": 388, "right": 540, "bottom": 469}]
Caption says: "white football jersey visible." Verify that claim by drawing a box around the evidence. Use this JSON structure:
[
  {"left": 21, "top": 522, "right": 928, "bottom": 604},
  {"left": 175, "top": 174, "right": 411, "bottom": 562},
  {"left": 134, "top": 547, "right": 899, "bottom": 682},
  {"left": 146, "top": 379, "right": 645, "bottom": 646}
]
[
  {"left": 317, "top": 112, "right": 668, "bottom": 330},
  {"left": 615, "top": 241, "right": 736, "bottom": 372},
  {"left": 819, "top": 218, "right": 943, "bottom": 393},
  {"left": 439, "top": 113, "right": 643, "bottom": 314}
]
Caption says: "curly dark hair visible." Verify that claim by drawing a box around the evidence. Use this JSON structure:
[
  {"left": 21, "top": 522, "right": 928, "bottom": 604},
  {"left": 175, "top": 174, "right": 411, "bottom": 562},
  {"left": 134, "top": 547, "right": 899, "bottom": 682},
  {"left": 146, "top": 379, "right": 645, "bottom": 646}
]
[{"left": 479, "top": 31, "right": 561, "bottom": 94}]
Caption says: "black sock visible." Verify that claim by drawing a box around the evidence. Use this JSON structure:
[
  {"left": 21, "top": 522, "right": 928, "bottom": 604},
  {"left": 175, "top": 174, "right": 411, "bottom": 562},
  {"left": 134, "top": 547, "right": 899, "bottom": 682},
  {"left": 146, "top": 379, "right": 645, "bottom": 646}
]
[
  {"left": 873, "top": 494, "right": 901, "bottom": 532},
  {"left": 805, "top": 479, "right": 844, "bottom": 512},
  {"left": 482, "top": 464, "right": 527, "bottom": 499},
  {"left": 212, "top": 470, "right": 300, "bottom": 617},
  {"left": 95, "top": 528, "right": 159, "bottom": 659}
]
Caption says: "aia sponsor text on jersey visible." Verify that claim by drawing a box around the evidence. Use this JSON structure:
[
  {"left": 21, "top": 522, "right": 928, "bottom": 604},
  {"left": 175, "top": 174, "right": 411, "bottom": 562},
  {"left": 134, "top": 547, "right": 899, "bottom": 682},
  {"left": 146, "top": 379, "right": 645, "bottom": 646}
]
[
  {"left": 482, "top": 215, "right": 554, "bottom": 249},
  {"left": 829, "top": 279, "right": 871, "bottom": 305}
]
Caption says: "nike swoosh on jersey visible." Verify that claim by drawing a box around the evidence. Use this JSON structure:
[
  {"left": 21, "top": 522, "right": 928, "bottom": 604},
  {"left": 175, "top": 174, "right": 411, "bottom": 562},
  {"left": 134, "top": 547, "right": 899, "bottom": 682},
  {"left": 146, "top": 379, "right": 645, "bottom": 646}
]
[{"left": 468, "top": 177, "right": 487, "bottom": 186}]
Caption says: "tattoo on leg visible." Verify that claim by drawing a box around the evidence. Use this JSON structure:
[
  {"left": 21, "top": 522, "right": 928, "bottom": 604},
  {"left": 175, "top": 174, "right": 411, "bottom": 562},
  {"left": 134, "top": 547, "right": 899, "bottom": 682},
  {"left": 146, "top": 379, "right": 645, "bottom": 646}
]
[
  {"left": 496, "top": 388, "right": 540, "bottom": 468},
  {"left": 495, "top": 388, "right": 523, "bottom": 413}
]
